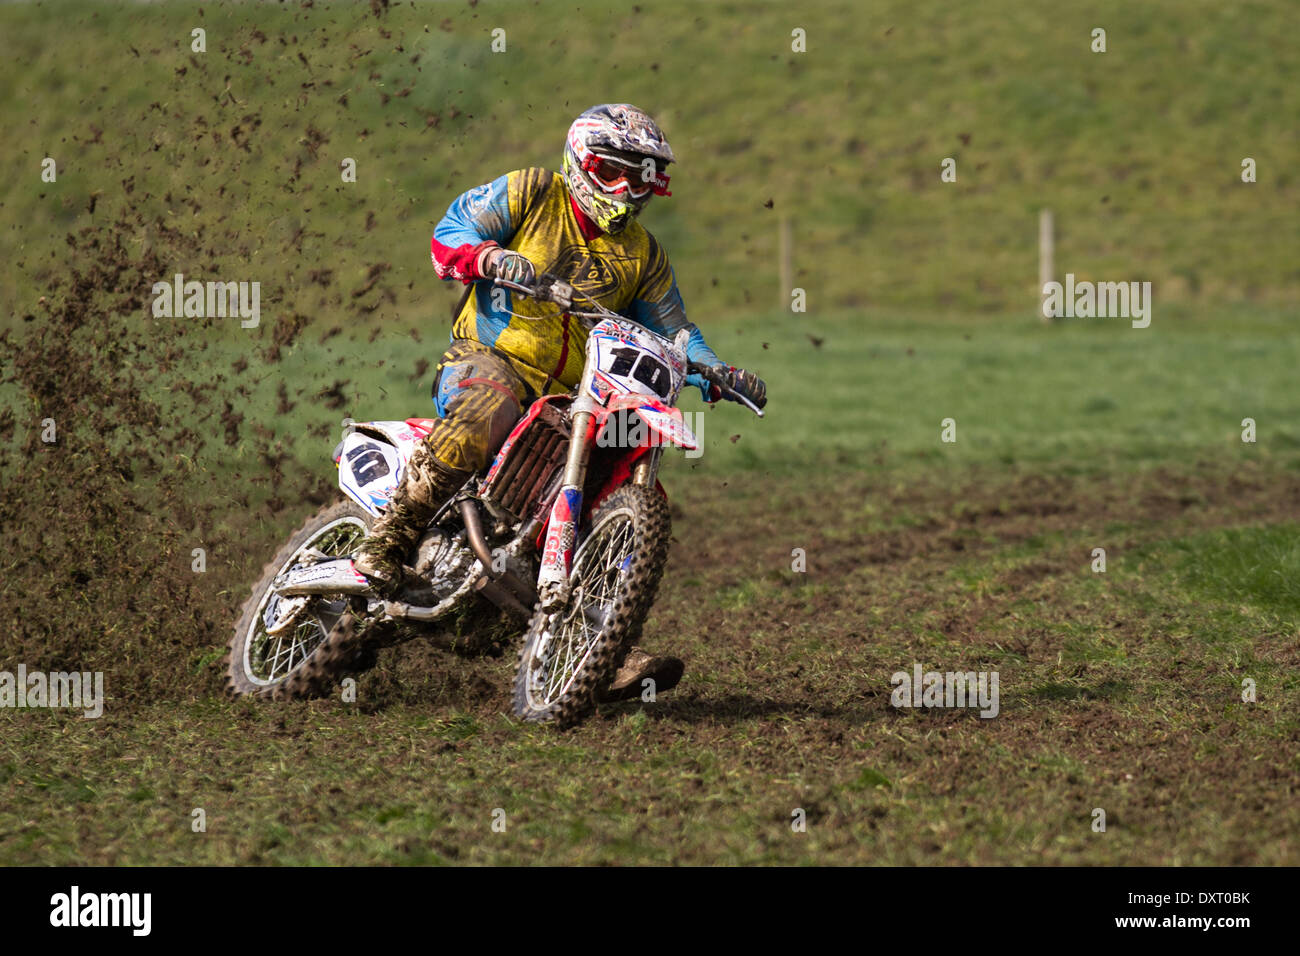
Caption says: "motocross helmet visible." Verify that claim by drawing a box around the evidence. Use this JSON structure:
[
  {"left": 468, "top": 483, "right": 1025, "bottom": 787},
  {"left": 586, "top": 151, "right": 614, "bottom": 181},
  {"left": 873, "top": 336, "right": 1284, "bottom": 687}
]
[{"left": 562, "top": 103, "right": 674, "bottom": 235}]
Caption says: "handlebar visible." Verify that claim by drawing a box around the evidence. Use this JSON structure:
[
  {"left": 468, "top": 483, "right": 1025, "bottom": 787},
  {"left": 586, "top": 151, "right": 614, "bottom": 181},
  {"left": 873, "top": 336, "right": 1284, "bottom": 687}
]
[
  {"left": 493, "top": 275, "right": 764, "bottom": 418},
  {"left": 492, "top": 274, "right": 577, "bottom": 312}
]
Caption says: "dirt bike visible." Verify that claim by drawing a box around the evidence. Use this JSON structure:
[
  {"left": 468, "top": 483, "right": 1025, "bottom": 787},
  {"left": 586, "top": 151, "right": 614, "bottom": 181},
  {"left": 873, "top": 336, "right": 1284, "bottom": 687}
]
[{"left": 225, "top": 274, "right": 763, "bottom": 727}]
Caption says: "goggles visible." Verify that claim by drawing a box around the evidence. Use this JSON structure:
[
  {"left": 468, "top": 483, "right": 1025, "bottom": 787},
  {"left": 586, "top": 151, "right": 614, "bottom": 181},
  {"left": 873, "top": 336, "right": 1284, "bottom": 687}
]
[{"left": 582, "top": 153, "right": 672, "bottom": 198}]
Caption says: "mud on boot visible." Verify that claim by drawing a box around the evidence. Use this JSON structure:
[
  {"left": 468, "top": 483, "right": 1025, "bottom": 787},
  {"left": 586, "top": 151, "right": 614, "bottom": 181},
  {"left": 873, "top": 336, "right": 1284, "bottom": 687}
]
[
  {"left": 352, "top": 442, "right": 467, "bottom": 594},
  {"left": 598, "top": 647, "right": 684, "bottom": 703}
]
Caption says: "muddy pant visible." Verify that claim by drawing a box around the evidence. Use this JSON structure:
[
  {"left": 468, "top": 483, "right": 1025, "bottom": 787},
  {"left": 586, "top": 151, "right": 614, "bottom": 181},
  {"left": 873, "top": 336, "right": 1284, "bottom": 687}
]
[
  {"left": 425, "top": 339, "right": 557, "bottom": 481},
  {"left": 357, "top": 339, "right": 562, "bottom": 582}
]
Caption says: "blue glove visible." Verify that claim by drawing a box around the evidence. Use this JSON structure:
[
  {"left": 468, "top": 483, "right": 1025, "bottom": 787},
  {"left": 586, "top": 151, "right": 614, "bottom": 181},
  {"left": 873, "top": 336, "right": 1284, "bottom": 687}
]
[{"left": 685, "top": 367, "right": 718, "bottom": 403}]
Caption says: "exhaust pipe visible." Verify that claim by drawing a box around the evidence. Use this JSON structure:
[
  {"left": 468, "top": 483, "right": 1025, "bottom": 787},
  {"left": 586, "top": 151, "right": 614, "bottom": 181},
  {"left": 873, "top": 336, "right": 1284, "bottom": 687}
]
[
  {"left": 458, "top": 498, "right": 539, "bottom": 618},
  {"left": 459, "top": 498, "right": 499, "bottom": 578}
]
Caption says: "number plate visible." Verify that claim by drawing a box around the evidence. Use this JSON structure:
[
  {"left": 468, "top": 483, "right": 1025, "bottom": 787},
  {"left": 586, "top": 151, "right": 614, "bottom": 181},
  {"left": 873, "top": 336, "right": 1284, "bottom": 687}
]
[{"left": 588, "top": 321, "right": 680, "bottom": 402}]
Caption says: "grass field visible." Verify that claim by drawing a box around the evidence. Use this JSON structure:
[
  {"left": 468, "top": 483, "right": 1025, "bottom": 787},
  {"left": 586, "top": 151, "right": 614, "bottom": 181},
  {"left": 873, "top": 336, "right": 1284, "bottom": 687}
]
[
  {"left": 4, "top": 308, "right": 1300, "bottom": 865},
  {"left": 1, "top": 0, "right": 1298, "bottom": 866}
]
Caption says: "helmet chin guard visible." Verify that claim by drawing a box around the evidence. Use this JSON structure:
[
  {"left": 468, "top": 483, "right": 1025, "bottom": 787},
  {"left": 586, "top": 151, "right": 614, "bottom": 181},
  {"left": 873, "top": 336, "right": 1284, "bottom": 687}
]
[{"left": 563, "top": 104, "right": 674, "bottom": 235}]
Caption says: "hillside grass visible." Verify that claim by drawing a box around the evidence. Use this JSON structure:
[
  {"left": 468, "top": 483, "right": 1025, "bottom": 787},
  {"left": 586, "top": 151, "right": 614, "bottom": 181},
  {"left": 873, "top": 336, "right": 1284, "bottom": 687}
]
[{"left": 2, "top": 0, "right": 1297, "bottom": 334}]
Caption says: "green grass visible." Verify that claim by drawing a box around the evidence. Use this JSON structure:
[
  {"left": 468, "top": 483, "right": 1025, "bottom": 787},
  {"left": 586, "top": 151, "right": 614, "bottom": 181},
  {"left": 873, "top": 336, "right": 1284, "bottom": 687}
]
[
  {"left": 1145, "top": 524, "right": 1300, "bottom": 620},
  {"left": 5, "top": 308, "right": 1300, "bottom": 864},
  {"left": 125, "top": 304, "right": 1299, "bottom": 489}
]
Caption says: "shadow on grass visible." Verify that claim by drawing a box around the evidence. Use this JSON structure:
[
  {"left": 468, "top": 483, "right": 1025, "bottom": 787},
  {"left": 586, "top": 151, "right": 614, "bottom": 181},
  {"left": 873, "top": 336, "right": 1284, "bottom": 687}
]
[{"left": 617, "top": 693, "right": 892, "bottom": 726}]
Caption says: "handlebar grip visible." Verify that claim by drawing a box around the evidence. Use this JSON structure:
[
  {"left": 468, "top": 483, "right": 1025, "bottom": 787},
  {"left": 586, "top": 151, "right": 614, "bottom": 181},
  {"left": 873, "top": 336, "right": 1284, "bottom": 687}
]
[{"left": 686, "top": 362, "right": 725, "bottom": 382}]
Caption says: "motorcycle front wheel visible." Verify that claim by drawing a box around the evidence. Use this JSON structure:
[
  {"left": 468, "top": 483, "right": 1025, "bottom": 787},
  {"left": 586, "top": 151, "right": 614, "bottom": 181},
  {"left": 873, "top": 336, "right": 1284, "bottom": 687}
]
[{"left": 512, "top": 484, "right": 672, "bottom": 728}]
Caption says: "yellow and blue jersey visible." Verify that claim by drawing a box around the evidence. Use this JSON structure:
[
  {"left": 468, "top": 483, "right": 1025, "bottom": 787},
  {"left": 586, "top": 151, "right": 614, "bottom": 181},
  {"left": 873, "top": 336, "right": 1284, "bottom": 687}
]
[{"left": 429, "top": 168, "right": 721, "bottom": 395}]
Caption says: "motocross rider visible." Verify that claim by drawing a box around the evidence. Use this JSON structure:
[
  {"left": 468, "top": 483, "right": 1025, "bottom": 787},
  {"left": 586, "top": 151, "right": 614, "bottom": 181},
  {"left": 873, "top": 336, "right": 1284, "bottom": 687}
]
[{"left": 354, "top": 103, "right": 767, "bottom": 696}]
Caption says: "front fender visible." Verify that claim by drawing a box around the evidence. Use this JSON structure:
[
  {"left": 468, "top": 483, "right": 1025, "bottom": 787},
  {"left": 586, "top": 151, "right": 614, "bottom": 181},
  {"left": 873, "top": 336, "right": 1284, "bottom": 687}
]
[{"left": 596, "top": 394, "right": 698, "bottom": 451}]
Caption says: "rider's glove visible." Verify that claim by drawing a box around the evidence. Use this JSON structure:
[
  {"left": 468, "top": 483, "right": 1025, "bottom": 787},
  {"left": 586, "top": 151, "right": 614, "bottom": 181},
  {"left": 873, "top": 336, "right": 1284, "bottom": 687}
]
[
  {"left": 477, "top": 243, "right": 536, "bottom": 286},
  {"left": 706, "top": 365, "right": 767, "bottom": 409},
  {"left": 728, "top": 368, "right": 767, "bottom": 409}
]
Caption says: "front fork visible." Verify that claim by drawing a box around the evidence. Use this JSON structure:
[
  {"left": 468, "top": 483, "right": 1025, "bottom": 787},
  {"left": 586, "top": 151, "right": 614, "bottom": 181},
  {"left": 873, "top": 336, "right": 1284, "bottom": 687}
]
[
  {"left": 536, "top": 402, "right": 594, "bottom": 612},
  {"left": 633, "top": 445, "right": 663, "bottom": 487},
  {"left": 535, "top": 402, "right": 665, "bottom": 612}
]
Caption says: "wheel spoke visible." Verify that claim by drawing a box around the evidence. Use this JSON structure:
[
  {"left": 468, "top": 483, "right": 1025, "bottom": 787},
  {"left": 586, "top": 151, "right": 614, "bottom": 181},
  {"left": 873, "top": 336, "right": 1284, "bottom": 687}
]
[{"left": 530, "top": 509, "right": 636, "bottom": 708}]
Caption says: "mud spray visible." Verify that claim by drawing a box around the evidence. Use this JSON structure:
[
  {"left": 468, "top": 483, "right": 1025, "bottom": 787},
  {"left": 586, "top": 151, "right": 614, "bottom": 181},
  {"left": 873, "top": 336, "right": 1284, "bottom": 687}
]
[{"left": 0, "top": 215, "right": 336, "bottom": 703}]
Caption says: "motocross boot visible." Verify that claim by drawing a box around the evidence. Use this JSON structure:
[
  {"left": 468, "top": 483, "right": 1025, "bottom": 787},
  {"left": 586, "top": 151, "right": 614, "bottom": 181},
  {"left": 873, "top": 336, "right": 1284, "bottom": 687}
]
[
  {"left": 353, "top": 441, "right": 468, "bottom": 595},
  {"left": 598, "top": 647, "right": 685, "bottom": 703}
]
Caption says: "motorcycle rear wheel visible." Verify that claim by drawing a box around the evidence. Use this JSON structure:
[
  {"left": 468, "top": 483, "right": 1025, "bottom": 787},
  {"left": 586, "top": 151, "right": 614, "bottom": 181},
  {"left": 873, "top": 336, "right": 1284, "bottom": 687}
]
[{"left": 225, "top": 499, "right": 374, "bottom": 700}]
